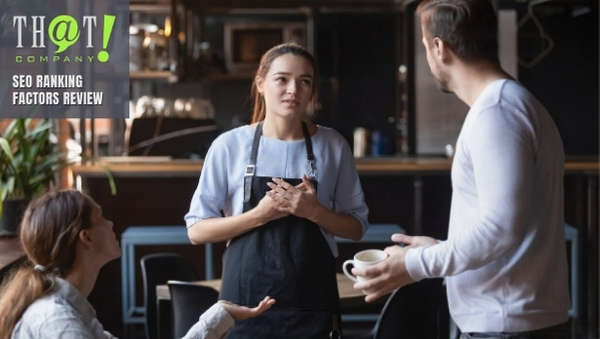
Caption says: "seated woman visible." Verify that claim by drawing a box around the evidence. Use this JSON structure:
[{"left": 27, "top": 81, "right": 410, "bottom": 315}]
[{"left": 0, "top": 189, "right": 274, "bottom": 339}]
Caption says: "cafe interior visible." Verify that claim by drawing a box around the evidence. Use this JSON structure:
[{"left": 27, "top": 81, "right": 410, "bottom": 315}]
[{"left": 0, "top": 0, "right": 598, "bottom": 338}]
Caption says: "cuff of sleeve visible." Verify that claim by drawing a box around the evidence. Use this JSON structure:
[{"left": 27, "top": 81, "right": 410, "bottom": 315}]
[
  {"left": 185, "top": 303, "right": 234, "bottom": 339},
  {"left": 405, "top": 247, "right": 428, "bottom": 282},
  {"left": 185, "top": 217, "right": 201, "bottom": 228},
  {"left": 206, "top": 304, "right": 235, "bottom": 336}
]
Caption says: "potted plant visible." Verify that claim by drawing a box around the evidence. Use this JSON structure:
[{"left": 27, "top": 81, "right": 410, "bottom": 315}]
[
  {"left": 0, "top": 118, "right": 117, "bottom": 236},
  {"left": 0, "top": 118, "right": 72, "bottom": 236}
]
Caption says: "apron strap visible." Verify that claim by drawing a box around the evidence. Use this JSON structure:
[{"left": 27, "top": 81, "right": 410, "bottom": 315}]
[
  {"left": 243, "top": 121, "right": 316, "bottom": 203},
  {"left": 302, "top": 121, "right": 317, "bottom": 179},
  {"left": 244, "top": 122, "right": 263, "bottom": 204}
]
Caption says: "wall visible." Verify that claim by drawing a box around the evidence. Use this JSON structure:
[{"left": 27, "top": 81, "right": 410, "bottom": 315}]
[
  {"left": 151, "top": 10, "right": 399, "bottom": 154},
  {"left": 517, "top": 2, "right": 598, "bottom": 156},
  {"left": 314, "top": 12, "right": 397, "bottom": 150}
]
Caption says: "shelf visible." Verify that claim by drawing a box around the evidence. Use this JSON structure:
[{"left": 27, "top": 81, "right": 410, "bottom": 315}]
[
  {"left": 130, "top": 71, "right": 177, "bottom": 82},
  {"left": 199, "top": 73, "right": 255, "bottom": 81},
  {"left": 129, "top": 4, "right": 171, "bottom": 13},
  {"left": 181, "top": 0, "right": 397, "bottom": 10}
]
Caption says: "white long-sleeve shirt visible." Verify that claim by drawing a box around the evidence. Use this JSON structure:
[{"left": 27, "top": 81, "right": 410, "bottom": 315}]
[{"left": 405, "top": 79, "right": 570, "bottom": 332}]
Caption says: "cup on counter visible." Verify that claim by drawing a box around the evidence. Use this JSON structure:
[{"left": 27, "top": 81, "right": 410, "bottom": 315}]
[
  {"left": 353, "top": 127, "right": 369, "bottom": 157},
  {"left": 342, "top": 249, "right": 388, "bottom": 294}
]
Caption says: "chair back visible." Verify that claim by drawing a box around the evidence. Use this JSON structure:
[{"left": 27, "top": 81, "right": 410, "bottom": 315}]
[
  {"left": 141, "top": 253, "right": 200, "bottom": 339},
  {"left": 168, "top": 280, "right": 219, "bottom": 338},
  {"left": 373, "top": 278, "right": 445, "bottom": 339}
]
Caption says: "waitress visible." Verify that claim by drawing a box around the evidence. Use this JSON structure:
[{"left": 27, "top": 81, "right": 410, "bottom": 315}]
[{"left": 185, "top": 42, "right": 369, "bottom": 338}]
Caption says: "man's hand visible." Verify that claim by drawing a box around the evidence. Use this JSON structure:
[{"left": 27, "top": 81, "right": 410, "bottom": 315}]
[
  {"left": 352, "top": 233, "right": 438, "bottom": 302},
  {"left": 352, "top": 244, "right": 413, "bottom": 302},
  {"left": 391, "top": 233, "right": 438, "bottom": 248}
]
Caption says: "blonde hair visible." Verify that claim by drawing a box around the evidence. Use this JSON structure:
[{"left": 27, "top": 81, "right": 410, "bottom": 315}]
[
  {"left": 0, "top": 189, "right": 93, "bottom": 338},
  {"left": 250, "top": 42, "right": 320, "bottom": 123}
]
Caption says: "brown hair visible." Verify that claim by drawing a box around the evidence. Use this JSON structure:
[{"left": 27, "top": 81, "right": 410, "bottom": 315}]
[
  {"left": 250, "top": 42, "right": 320, "bottom": 123},
  {"left": 0, "top": 189, "right": 93, "bottom": 338},
  {"left": 417, "top": 0, "right": 500, "bottom": 65}
]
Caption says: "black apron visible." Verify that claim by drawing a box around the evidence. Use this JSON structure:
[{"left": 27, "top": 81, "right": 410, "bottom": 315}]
[{"left": 220, "top": 121, "right": 341, "bottom": 338}]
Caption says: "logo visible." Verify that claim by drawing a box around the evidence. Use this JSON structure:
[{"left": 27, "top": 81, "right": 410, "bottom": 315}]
[{"left": 13, "top": 14, "right": 116, "bottom": 63}]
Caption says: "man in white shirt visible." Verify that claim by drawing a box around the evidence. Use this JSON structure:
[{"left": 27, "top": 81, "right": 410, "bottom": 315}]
[{"left": 352, "top": 1, "right": 570, "bottom": 338}]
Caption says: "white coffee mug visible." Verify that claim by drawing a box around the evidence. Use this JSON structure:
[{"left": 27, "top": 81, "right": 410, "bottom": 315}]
[{"left": 342, "top": 249, "right": 388, "bottom": 285}]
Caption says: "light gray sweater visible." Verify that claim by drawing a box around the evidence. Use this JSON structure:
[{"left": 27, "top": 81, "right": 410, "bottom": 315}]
[{"left": 406, "top": 79, "right": 570, "bottom": 332}]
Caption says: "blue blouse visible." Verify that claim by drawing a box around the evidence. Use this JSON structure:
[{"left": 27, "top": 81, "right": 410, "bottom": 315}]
[{"left": 185, "top": 124, "right": 369, "bottom": 256}]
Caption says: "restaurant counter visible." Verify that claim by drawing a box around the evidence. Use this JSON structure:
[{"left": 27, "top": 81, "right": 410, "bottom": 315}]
[
  {"left": 70, "top": 156, "right": 600, "bottom": 177},
  {"left": 0, "top": 237, "right": 26, "bottom": 283}
]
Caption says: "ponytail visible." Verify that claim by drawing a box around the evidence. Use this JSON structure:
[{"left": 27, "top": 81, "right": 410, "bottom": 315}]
[
  {"left": 0, "top": 189, "right": 93, "bottom": 338},
  {"left": 0, "top": 265, "right": 56, "bottom": 339}
]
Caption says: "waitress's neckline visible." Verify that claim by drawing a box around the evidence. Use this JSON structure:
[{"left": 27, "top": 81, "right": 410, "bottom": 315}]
[{"left": 247, "top": 123, "right": 320, "bottom": 141}]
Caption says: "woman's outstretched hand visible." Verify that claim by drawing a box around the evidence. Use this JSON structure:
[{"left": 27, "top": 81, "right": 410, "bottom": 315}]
[{"left": 218, "top": 296, "right": 276, "bottom": 320}]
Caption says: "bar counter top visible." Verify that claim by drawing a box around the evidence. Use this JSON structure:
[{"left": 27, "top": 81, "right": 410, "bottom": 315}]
[
  {"left": 71, "top": 156, "right": 599, "bottom": 177},
  {"left": 0, "top": 236, "right": 25, "bottom": 274}
]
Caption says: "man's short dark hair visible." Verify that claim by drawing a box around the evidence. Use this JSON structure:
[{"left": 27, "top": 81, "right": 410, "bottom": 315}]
[{"left": 417, "top": 0, "right": 499, "bottom": 64}]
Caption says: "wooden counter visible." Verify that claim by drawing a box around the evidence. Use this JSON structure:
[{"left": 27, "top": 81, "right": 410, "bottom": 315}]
[
  {"left": 0, "top": 237, "right": 26, "bottom": 282},
  {"left": 70, "top": 156, "right": 599, "bottom": 177},
  {"left": 71, "top": 157, "right": 457, "bottom": 177}
]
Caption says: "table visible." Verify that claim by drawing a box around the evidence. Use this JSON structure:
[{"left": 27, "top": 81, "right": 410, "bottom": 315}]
[
  {"left": 0, "top": 237, "right": 26, "bottom": 281},
  {"left": 156, "top": 273, "right": 370, "bottom": 309},
  {"left": 121, "top": 223, "right": 404, "bottom": 330},
  {"left": 155, "top": 274, "right": 386, "bottom": 339}
]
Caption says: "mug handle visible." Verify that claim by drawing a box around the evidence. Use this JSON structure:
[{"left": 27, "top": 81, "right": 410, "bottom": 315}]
[{"left": 342, "top": 260, "right": 358, "bottom": 282}]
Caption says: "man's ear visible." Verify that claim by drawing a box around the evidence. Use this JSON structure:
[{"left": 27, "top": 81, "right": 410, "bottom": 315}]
[{"left": 433, "top": 37, "right": 450, "bottom": 63}]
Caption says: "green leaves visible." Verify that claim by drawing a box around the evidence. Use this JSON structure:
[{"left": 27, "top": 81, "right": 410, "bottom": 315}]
[{"left": 0, "top": 118, "right": 67, "bottom": 201}]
